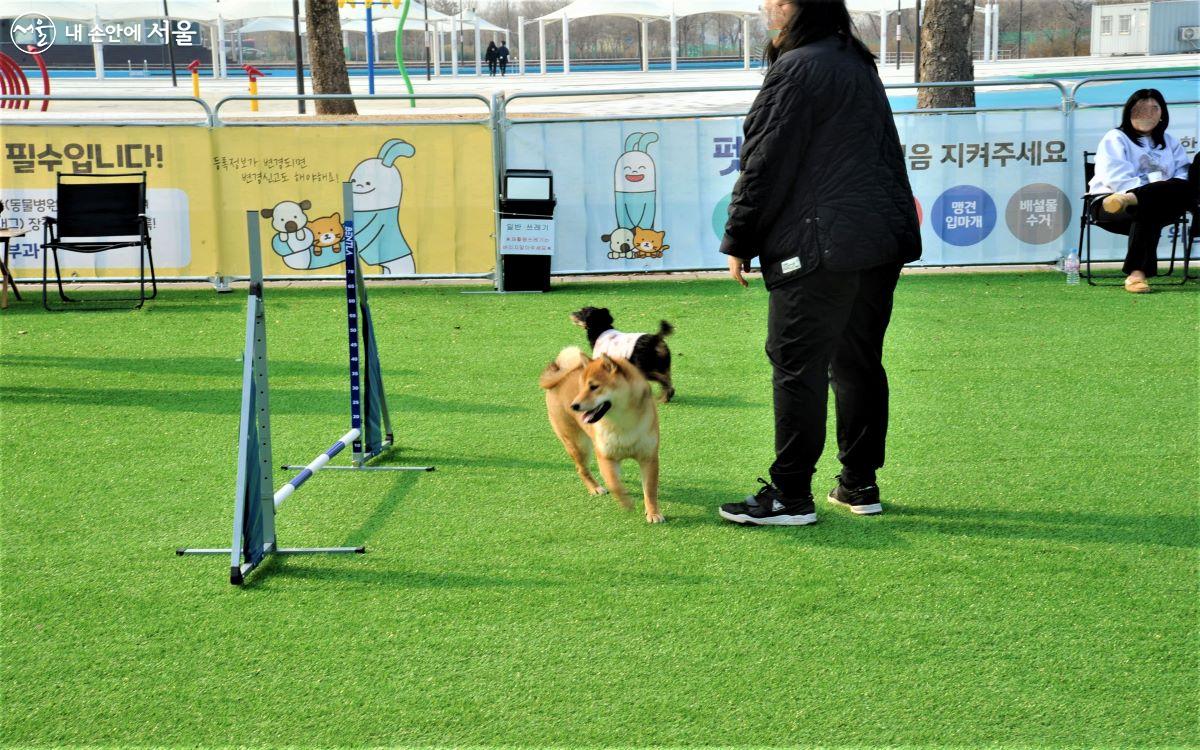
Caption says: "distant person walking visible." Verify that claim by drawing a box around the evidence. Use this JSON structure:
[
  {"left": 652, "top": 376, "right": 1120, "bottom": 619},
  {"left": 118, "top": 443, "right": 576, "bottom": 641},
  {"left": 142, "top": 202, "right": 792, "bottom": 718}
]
[
  {"left": 485, "top": 41, "right": 499, "bottom": 76},
  {"left": 497, "top": 41, "right": 510, "bottom": 76}
]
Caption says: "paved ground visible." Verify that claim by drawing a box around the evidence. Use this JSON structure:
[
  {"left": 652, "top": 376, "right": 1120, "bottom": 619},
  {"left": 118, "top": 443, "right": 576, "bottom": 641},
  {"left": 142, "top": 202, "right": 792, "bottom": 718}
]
[{"left": 4, "top": 53, "right": 1196, "bottom": 122}]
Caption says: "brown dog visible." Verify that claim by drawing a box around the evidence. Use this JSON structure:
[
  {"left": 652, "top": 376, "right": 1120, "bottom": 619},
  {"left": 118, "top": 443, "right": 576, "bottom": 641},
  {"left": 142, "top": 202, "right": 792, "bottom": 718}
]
[{"left": 539, "top": 346, "right": 663, "bottom": 523}]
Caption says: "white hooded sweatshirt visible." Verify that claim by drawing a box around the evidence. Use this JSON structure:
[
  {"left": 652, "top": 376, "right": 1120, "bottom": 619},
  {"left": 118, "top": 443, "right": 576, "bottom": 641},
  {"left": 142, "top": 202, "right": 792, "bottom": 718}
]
[{"left": 1089, "top": 128, "right": 1190, "bottom": 195}]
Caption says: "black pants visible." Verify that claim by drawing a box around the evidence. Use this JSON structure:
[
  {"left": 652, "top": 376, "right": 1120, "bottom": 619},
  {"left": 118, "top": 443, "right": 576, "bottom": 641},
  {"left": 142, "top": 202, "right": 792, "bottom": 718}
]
[
  {"left": 1090, "top": 179, "right": 1193, "bottom": 276},
  {"left": 488, "top": 60, "right": 497, "bottom": 75},
  {"left": 766, "top": 262, "right": 902, "bottom": 499},
  {"left": 1090, "top": 155, "right": 1200, "bottom": 276},
  {"left": 499, "top": 59, "right": 507, "bottom": 75}
]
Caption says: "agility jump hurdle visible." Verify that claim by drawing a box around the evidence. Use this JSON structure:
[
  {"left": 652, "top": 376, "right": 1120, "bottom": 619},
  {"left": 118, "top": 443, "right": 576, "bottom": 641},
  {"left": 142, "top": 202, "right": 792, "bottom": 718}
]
[{"left": 179, "top": 183, "right": 431, "bottom": 584}]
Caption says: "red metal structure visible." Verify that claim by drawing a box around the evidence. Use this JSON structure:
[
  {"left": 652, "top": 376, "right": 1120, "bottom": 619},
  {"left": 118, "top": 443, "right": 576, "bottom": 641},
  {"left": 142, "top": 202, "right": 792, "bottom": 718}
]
[{"left": 0, "top": 46, "right": 50, "bottom": 111}]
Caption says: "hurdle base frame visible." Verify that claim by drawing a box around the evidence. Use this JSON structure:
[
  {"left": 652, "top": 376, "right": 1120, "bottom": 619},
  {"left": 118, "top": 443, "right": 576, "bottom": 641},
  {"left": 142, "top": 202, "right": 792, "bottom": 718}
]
[
  {"left": 176, "top": 545, "right": 366, "bottom": 585},
  {"left": 181, "top": 191, "right": 435, "bottom": 585}
]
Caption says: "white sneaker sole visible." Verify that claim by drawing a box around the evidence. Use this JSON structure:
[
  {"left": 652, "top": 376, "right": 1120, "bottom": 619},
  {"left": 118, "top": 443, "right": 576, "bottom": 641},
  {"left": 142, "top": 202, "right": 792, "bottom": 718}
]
[
  {"left": 826, "top": 494, "right": 883, "bottom": 515},
  {"left": 718, "top": 509, "right": 818, "bottom": 526}
]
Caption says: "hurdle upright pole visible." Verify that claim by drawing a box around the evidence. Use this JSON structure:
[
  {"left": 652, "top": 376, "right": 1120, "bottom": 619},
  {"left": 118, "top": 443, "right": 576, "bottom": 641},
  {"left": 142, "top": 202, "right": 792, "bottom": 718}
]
[
  {"left": 177, "top": 211, "right": 366, "bottom": 585},
  {"left": 299, "top": 181, "right": 433, "bottom": 473}
]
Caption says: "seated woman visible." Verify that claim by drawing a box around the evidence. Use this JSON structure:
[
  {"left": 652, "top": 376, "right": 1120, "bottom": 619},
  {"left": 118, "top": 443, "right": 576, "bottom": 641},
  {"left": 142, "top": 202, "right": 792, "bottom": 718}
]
[{"left": 1088, "top": 88, "right": 1198, "bottom": 293}]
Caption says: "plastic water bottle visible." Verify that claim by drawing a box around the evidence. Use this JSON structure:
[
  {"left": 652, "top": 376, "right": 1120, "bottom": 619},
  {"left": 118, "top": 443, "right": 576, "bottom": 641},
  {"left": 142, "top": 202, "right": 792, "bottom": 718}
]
[{"left": 1065, "top": 249, "right": 1080, "bottom": 285}]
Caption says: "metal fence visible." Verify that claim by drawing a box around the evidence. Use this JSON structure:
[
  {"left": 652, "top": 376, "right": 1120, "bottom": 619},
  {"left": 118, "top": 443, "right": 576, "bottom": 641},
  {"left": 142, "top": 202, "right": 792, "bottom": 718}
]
[{"left": 1, "top": 72, "right": 1196, "bottom": 285}]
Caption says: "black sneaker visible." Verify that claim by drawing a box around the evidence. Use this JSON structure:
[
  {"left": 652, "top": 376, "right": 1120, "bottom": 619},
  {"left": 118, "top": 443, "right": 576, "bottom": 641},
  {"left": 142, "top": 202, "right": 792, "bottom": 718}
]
[
  {"left": 827, "top": 474, "right": 883, "bottom": 515},
  {"left": 719, "top": 478, "right": 817, "bottom": 526}
]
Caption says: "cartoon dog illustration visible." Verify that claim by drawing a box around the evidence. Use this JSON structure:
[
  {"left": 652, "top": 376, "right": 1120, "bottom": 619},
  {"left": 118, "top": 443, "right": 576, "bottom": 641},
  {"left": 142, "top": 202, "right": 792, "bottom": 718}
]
[
  {"left": 262, "top": 199, "right": 344, "bottom": 271},
  {"left": 350, "top": 139, "right": 417, "bottom": 275},
  {"left": 601, "top": 227, "right": 636, "bottom": 260},
  {"left": 308, "top": 213, "right": 344, "bottom": 257},
  {"left": 614, "top": 132, "right": 658, "bottom": 232},
  {"left": 633, "top": 227, "right": 669, "bottom": 259}
]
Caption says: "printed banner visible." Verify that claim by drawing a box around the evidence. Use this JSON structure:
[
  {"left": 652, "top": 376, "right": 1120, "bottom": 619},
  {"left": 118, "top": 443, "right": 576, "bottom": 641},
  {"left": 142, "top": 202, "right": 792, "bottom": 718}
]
[
  {"left": 1, "top": 123, "right": 497, "bottom": 279},
  {"left": 3, "top": 102, "right": 1195, "bottom": 281},
  {"left": 213, "top": 125, "right": 496, "bottom": 277},
  {"left": 1, "top": 126, "right": 218, "bottom": 278},
  {"left": 505, "top": 104, "right": 1199, "bottom": 273}
]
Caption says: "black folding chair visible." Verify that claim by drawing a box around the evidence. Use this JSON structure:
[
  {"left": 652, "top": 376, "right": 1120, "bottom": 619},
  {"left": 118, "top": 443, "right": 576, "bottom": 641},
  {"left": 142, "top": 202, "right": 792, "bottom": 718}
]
[
  {"left": 41, "top": 172, "right": 157, "bottom": 310},
  {"left": 1078, "top": 150, "right": 1194, "bottom": 286}
]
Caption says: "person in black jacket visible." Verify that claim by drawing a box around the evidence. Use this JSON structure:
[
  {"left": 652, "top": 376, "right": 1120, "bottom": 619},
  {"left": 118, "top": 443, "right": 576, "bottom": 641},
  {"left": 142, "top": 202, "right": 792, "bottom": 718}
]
[
  {"left": 717, "top": 0, "right": 921, "bottom": 526},
  {"left": 497, "top": 41, "right": 510, "bottom": 75},
  {"left": 485, "top": 41, "right": 499, "bottom": 76}
]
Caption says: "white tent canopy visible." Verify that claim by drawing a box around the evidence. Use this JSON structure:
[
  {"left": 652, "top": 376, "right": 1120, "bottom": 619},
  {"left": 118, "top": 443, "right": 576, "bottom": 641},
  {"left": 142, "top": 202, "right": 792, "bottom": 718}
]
[
  {"left": 2, "top": 0, "right": 979, "bottom": 79},
  {"left": 535, "top": 0, "right": 672, "bottom": 22},
  {"left": 456, "top": 10, "right": 506, "bottom": 35},
  {"left": 840, "top": 0, "right": 998, "bottom": 66},
  {"left": 237, "top": 17, "right": 303, "bottom": 34},
  {"left": 0, "top": 0, "right": 450, "bottom": 22},
  {"left": 676, "top": 0, "right": 759, "bottom": 18},
  {"left": 235, "top": 16, "right": 469, "bottom": 36},
  {"left": 530, "top": 0, "right": 764, "bottom": 74},
  {"left": 0, "top": 1, "right": 222, "bottom": 21},
  {"left": 0, "top": 0, "right": 498, "bottom": 78}
]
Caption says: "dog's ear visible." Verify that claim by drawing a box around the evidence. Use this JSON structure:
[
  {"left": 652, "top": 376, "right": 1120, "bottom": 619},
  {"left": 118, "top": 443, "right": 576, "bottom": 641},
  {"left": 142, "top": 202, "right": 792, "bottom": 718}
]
[
  {"left": 599, "top": 354, "right": 618, "bottom": 374},
  {"left": 299, "top": 199, "right": 312, "bottom": 211},
  {"left": 578, "top": 351, "right": 592, "bottom": 370},
  {"left": 569, "top": 312, "right": 586, "bottom": 328},
  {"left": 260, "top": 207, "right": 275, "bottom": 219}
]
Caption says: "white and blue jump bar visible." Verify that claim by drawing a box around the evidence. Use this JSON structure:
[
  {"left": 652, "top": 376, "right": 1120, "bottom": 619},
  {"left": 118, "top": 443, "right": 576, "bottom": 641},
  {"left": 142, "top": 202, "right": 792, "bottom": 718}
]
[{"left": 272, "top": 428, "right": 360, "bottom": 509}]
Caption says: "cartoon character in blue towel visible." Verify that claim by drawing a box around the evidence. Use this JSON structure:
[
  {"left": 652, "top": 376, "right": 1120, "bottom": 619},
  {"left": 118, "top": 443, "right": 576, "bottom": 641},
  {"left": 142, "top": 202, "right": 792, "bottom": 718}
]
[
  {"left": 603, "top": 132, "right": 659, "bottom": 260},
  {"left": 350, "top": 139, "right": 417, "bottom": 275}
]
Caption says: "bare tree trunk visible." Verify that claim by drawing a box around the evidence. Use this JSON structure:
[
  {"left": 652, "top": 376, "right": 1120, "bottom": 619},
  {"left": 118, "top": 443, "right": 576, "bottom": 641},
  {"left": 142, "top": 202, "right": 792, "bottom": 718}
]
[
  {"left": 918, "top": 0, "right": 975, "bottom": 108},
  {"left": 306, "top": 0, "right": 357, "bottom": 115}
]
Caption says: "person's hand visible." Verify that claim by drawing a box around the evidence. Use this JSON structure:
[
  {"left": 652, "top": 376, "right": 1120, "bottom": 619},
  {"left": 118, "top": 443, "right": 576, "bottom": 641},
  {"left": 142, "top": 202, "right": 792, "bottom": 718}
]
[{"left": 727, "top": 255, "right": 752, "bottom": 287}]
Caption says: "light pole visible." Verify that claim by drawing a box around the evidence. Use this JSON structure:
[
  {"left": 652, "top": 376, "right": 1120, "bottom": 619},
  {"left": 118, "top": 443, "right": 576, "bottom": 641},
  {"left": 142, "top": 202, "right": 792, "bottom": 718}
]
[
  {"left": 163, "top": 1, "right": 178, "bottom": 86},
  {"left": 895, "top": 0, "right": 901, "bottom": 69},
  {"left": 292, "top": 0, "right": 305, "bottom": 114},
  {"left": 913, "top": 0, "right": 921, "bottom": 82},
  {"left": 1017, "top": 0, "right": 1024, "bottom": 59}
]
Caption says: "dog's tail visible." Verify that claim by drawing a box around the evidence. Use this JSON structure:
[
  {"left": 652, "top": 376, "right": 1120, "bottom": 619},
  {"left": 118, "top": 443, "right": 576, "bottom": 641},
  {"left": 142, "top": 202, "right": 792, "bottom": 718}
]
[
  {"left": 539, "top": 346, "right": 585, "bottom": 390},
  {"left": 657, "top": 320, "right": 674, "bottom": 338}
]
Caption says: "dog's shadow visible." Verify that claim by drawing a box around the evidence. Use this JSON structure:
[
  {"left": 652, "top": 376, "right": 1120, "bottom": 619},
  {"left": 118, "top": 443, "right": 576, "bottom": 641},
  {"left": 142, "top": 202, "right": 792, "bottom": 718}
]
[{"left": 664, "top": 393, "right": 757, "bottom": 409}]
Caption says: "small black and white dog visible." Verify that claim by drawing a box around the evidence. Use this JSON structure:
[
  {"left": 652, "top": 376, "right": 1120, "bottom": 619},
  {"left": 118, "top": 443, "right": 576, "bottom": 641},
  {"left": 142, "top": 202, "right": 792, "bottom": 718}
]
[{"left": 570, "top": 306, "right": 675, "bottom": 402}]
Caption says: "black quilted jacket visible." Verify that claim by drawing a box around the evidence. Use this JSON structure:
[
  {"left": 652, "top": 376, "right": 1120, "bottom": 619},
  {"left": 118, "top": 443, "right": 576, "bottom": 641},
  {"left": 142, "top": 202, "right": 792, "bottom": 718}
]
[{"left": 720, "top": 35, "right": 922, "bottom": 289}]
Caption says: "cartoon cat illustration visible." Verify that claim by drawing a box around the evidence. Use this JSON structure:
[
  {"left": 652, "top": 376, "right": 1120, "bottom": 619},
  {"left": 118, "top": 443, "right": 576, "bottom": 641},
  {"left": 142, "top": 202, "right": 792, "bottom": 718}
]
[
  {"left": 263, "top": 199, "right": 344, "bottom": 270},
  {"left": 633, "top": 227, "right": 670, "bottom": 259},
  {"left": 307, "top": 213, "right": 344, "bottom": 257}
]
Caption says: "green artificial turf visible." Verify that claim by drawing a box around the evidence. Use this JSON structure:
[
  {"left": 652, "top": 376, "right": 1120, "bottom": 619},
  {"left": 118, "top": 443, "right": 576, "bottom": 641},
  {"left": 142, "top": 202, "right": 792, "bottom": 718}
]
[{"left": 1, "top": 273, "right": 1197, "bottom": 749}]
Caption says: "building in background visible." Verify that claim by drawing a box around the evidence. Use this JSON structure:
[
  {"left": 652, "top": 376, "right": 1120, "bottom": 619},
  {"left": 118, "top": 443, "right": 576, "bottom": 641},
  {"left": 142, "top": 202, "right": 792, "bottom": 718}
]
[{"left": 1091, "top": 0, "right": 1200, "bottom": 55}]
